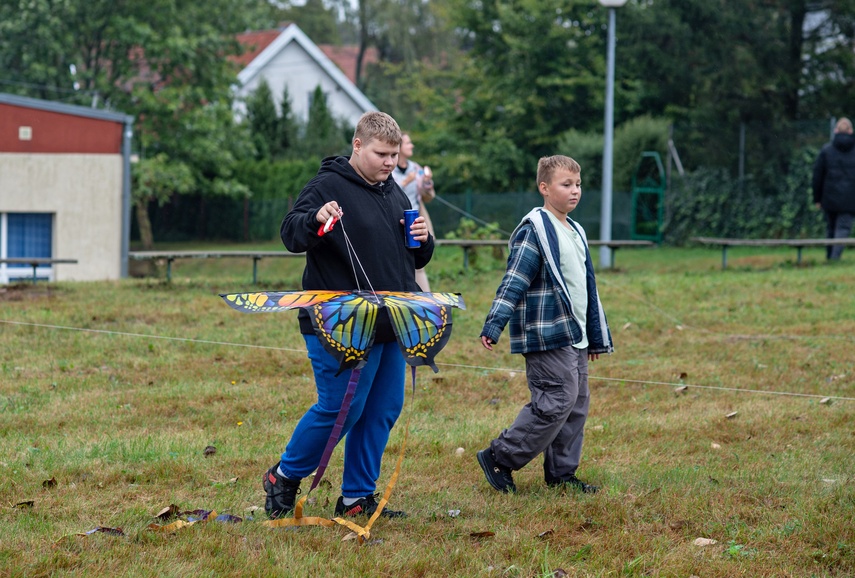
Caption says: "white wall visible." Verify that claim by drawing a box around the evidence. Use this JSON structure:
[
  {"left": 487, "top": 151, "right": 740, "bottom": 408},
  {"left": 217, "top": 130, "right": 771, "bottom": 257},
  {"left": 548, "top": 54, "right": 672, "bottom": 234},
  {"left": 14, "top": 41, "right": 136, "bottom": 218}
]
[{"left": 0, "top": 153, "right": 123, "bottom": 281}]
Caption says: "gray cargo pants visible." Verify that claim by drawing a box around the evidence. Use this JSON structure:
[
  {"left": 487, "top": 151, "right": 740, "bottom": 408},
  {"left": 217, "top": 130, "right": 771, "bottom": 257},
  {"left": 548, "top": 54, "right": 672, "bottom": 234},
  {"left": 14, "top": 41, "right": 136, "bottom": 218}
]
[{"left": 490, "top": 346, "right": 589, "bottom": 481}]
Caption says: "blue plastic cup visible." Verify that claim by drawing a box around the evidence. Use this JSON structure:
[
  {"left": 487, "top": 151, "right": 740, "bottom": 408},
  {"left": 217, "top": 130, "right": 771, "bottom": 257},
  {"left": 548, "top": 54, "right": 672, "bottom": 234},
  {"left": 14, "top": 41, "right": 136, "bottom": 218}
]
[{"left": 404, "top": 209, "right": 420, "bottom": 248}]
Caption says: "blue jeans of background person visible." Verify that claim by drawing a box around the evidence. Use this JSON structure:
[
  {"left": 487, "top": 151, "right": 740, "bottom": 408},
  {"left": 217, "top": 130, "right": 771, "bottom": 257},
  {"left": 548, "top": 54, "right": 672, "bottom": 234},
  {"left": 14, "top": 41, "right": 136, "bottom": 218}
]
[
  {"left": 824, "top": 211, "right": 854, "bottom": 260},
  {"left": 278, "top": 335, "right": 405, "bottom": 498}
]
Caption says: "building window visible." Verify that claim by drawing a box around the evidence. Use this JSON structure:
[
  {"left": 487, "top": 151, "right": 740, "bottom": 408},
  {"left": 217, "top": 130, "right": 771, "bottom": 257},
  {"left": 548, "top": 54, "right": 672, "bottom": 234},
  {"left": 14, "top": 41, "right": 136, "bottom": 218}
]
[{"left": 1, "top": 213, "right": 54, "bottom": 283}]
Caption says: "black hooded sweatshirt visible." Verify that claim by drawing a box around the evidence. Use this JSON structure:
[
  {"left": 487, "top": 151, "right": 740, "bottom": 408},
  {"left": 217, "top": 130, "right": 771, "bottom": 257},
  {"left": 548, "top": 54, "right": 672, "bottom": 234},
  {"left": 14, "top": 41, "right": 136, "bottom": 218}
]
[
  {"left": 812, "top": 131, "right": 855, "bottom": 214},
  {"left": 280, "top": 156, "right": 434, "bottom": 342}
]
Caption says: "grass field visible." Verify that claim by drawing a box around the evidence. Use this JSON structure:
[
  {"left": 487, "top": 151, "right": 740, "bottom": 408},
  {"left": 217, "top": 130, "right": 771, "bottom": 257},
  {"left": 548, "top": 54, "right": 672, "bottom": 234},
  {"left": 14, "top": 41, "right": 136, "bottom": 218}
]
[{"left": 1, "top": 242, "right": 854, "bottom": 577}]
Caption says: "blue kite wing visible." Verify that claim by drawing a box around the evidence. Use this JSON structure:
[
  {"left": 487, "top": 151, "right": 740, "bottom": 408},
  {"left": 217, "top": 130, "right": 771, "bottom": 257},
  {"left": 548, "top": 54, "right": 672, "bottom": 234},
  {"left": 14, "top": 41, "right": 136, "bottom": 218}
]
[{"left": 377, "top": 292, "right": 466, "bottom": 372}]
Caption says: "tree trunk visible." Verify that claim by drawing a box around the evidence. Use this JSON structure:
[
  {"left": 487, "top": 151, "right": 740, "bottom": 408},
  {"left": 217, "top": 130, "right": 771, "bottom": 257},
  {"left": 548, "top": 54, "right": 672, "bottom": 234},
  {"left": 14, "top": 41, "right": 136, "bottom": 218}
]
[
  {"left": 133, "top": 199, "right": 157, "bottom": 277},
  {"left": 135, "top": 199, "right": 155, "bottom": 250}
]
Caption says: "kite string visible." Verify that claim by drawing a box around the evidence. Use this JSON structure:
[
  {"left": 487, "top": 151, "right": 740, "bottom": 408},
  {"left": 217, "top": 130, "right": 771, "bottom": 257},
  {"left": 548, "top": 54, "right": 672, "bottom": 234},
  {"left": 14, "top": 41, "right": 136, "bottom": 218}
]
[
  {"left": 2, "top": 319, "right": 854, "bottom": 402},
  {"left": 337, "top": 214, "right": 376, "bottom": 297}
]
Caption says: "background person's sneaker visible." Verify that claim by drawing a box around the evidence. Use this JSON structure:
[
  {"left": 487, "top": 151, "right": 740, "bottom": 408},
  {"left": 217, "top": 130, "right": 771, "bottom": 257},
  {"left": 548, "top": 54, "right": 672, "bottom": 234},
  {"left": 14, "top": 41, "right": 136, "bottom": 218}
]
[
  {"left": 546, "top": 474, "right": 598, "bottom": 494},
  {"left": 334, "top": 494, "right": 407, "bottom": 518},
  {"left": 262, "top": 464, "right": 301, "bottom": 518},
  {"left": 477, "top": 448, "right": 516, "bottom": 493}
]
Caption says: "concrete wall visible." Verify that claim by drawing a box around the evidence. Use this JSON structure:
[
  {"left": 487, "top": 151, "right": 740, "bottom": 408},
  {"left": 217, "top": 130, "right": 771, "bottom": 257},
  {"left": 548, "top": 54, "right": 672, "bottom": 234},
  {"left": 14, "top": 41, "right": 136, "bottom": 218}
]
[{"left": 0, "top": 152, "right": 124, "bottom": 281}]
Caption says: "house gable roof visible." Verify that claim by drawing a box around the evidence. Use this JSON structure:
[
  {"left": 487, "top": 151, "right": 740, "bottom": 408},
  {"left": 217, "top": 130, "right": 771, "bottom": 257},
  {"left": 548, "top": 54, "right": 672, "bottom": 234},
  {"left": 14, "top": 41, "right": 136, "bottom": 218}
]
[{"left": 235, "top": 24, "right": 375, "bottom": 113}]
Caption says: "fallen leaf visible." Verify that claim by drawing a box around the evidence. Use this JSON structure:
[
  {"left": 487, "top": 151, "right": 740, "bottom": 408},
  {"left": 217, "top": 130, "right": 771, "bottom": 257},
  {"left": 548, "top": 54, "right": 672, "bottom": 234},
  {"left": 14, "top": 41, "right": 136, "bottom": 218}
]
[
  {"left": 342, "top": 532, "right": 358, "bottom": 542},
  {"left": 203, "top": 445, "right": 216, "bottom": 457},
  {"left": 552, "top": 569, "right": 569, "bottom": 577},
  {"left": 669, "top": 520, "right": 688, "bottom": 530},
  {"left": 148, "top": 520, "right": 193, "bottom": 533},
  {"left": 820, "top": 397, "right": 831, "bottom": 405},
  {"left": 711, "top": 443, "right": 721, "bottom": 449},
  {"left": 154, "top": 504, "right": 180, "bottom": 520},
  {"left": 455, "top": 447, "right": 465, "bottom": 457},
  {"left": 621, "top": 322, "right": 632, "bottom": 330},
  {"left": 14, "top": 500, "right": 34, "bottom": 508},
  {"left": 725, "top": 411, "right": 738, "bottom": 419},
  {"left": 693, "top": 537, "right": 717, "bottom": 546},
  {"left": 183, "top": 509, "right": 216, "bottom": 522},
  {"left": 678, "top": 372, "right": 688, "bottom": 379},
  {"left": 42, "top": 477, "right": 57, "bottom": 489},
  {"left": 536, "top": 529, "right": 554, "bottom": 539},
  {"left": 470, "top": 531, "right": 496, "bottom": 539},
  {"left": 674, "top": 385, "right": 688, "bottom": 394},
  {"left": 822, "top": 479, "right": 837, "bottom": 484}
]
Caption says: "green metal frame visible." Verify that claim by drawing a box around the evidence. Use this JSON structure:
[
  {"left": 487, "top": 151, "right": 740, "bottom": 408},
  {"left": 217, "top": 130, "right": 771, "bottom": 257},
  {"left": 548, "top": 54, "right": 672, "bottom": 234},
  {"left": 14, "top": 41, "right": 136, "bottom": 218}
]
[{"left": 630, "top": 151, "right": 665, "bottom": 243}]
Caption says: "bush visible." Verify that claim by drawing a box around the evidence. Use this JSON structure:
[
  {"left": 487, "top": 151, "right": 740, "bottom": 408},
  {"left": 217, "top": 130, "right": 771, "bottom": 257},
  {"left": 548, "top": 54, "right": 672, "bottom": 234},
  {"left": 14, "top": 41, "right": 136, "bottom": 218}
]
[{"left": 664, "top": 146, "right": 824, "bottom": 243}]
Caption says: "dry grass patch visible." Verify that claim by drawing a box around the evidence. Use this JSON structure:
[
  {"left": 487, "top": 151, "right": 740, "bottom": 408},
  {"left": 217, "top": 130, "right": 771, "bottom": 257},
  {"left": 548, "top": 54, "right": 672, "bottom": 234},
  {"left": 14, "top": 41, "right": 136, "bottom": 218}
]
[{"left": 1, "top": 248, "right": 854, "bottom": 577}]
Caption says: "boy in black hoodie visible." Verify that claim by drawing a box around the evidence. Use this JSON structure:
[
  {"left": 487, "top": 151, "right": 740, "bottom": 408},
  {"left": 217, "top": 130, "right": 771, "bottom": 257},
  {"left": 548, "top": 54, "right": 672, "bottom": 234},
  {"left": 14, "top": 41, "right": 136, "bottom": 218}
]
[{"left": 263, "top": 112, "right": 434, "bottom": 519}]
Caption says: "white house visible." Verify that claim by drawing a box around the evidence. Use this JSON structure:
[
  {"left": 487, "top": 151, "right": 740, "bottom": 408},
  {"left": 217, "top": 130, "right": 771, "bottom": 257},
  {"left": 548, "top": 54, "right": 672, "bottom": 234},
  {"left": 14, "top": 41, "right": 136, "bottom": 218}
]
[{"left": 233, "top": 24, "right": 377, "bottom": 126}]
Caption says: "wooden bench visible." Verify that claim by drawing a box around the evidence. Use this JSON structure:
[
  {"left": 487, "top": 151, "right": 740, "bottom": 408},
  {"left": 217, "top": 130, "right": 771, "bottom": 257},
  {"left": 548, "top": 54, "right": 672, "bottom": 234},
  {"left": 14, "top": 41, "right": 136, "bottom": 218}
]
[
  {"left": 692, "top": 237, "right": 855, "bottom": 269},
  {"left": 128, "top": 251, "right": 303, "bottom": 283},
  {"left": 0, "top": 258, "right": 79, "bottom": 283},
  {"left": 436, "top": 238, "right": 654, "bottom": 270}
]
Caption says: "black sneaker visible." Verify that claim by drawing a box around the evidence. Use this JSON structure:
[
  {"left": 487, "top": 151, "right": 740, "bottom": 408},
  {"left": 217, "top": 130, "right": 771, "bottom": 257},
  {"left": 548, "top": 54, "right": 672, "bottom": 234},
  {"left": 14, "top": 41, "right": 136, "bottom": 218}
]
[
  {"left": 333, "top": 494, "right": 407, "bottom": 518},
  {"left": 477, "top": 448, "right": 516, "bottom": 493},
  {"left": 546, "top": 474, "right": 598, "bottom": 494},
  {"left": 262, "top": 464, "right": 301, "bottom": 518}
]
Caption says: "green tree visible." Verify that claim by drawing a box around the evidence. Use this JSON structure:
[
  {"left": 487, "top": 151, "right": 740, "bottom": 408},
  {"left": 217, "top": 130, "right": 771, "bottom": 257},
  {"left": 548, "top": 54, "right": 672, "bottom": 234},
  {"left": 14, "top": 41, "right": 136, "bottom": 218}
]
[
  {"left": 275, "top": 0, "right": 343, "bottom": 45},
  {"left": 301, "top": 85, "right": 349, "bottom": 158},
  {"left": 279, "top": 85, "right": 298, "bottom": 156},
  {"left": 246, "top": 79, "right": 282, "bottom": 160},
  {"left": 0, "top": 0, "right": 265, "bottom": 245}
]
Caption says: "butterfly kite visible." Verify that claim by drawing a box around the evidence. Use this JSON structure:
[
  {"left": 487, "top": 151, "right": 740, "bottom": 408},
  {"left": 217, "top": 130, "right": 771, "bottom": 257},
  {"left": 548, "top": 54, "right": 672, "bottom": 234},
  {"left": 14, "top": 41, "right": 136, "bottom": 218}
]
[
  {"left": 219, "top": 288, "right": 465, "bottom": 541},
  {"left": 220, "top": 289, "right": 465, "bottom": 373}
]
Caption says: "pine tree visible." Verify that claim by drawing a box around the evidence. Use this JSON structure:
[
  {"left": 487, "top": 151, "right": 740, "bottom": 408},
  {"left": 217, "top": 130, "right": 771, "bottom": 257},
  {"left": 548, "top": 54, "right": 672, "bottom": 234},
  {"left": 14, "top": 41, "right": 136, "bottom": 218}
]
[{"left": 245, "top": 79, "right": 281, "bottom": 160}]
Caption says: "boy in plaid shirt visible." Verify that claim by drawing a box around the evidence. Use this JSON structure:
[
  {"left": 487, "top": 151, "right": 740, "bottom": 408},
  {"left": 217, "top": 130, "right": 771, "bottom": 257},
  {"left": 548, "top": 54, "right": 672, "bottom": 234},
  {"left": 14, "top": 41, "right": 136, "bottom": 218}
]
[{"left": 478, "top": 155, "right": 613, "bottom": 494}]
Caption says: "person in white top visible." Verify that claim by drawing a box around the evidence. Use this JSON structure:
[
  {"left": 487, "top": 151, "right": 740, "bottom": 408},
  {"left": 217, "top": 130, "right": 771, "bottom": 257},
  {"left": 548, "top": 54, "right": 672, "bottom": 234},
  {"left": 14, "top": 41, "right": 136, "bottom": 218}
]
[{"left": 392, "top": 133, "right": 435, "bottom": 291}]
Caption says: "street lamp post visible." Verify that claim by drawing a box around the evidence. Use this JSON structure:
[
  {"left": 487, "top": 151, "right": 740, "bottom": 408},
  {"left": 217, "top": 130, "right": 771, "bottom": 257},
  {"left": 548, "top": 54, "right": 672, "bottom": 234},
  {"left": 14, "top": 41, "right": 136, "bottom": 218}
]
[{"left": 598, "top": 0, "right": 626, "bottom": 269}]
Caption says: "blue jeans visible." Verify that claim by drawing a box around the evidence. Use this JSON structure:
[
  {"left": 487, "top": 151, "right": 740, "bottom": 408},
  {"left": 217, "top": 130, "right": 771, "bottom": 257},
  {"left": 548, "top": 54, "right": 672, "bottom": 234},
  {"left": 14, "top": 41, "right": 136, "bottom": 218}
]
[{"left": 278, "top": 335, "right": 406, "bottom": 498}]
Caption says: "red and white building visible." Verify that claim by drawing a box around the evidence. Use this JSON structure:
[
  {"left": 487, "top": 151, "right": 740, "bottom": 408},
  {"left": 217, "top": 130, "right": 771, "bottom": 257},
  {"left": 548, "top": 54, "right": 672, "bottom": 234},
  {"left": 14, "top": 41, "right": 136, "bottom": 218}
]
[{"left": 0, "top": 93, "right": 133, "bottom": 282}]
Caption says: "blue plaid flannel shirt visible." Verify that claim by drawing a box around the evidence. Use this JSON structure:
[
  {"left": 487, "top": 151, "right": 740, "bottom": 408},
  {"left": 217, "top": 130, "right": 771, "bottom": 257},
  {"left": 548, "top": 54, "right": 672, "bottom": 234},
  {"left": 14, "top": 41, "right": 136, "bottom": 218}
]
[{"left": 480, "top": 209, "right": 613, "bottom": 355}]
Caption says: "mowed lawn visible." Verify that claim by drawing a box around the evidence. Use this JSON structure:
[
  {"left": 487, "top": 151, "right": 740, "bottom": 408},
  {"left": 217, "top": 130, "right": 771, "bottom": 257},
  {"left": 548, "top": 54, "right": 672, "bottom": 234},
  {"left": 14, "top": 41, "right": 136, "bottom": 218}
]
[{"left": 1, "top": 243, "right": 853, "bottom": 577}]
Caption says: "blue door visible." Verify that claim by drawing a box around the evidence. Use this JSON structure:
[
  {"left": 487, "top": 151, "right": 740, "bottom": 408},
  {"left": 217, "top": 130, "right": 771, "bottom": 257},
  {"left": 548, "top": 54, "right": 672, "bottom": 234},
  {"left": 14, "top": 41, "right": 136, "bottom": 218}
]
[{"left": 7, "top": 213, "right": 53, "bottom": 274}]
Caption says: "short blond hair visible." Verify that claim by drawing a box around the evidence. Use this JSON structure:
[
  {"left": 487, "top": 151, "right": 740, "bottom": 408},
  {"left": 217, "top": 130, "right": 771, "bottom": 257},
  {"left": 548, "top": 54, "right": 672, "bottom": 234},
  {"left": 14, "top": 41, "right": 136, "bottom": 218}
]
[
  {"left": 353, "top": 112, "right": 402, "bottom": 146},
  {"left": 835, "top": 117, "right": 853, "bottom": 134},
  {"left": 537, "top": 155, "right": 581, "bottom": 189}
]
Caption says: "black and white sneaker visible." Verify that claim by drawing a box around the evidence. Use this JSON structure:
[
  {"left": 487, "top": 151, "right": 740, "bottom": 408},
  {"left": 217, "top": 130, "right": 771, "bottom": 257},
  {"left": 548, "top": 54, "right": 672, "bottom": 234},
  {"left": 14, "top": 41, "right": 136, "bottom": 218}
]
[
  {"left": 334, "top": 494, "right": 407, "bottom": 518},
  {"left": 477, "top": 448, "right": 516, "bottom": 493},
  {"left": 262, "top": 464, "right": 301, "bottom": 518}
]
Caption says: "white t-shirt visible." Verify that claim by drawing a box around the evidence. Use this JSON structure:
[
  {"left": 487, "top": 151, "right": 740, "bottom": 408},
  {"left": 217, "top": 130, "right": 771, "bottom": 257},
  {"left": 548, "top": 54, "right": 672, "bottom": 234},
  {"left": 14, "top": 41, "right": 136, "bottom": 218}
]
[{"left": 544, "top": 210, "right": 589, "bottom": 349}]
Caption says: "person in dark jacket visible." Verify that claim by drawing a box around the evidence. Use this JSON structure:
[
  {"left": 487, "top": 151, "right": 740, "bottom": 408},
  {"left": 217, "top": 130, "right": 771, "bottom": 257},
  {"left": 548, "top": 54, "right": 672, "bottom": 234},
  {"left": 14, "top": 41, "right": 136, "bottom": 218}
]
[
  {"left": 263, "top": 112, "right": 434, "bottom": 520},
  {"left": 812, "top": 117, "right": 855, "bottom": 260}
]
